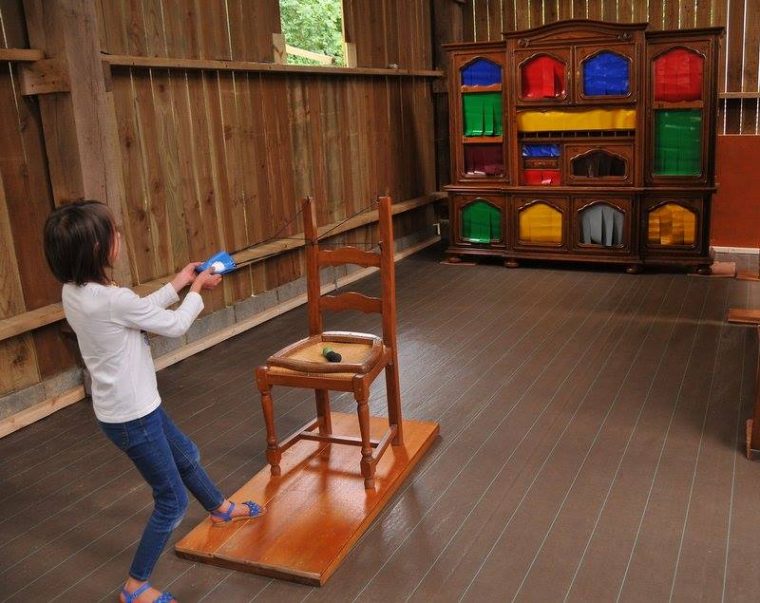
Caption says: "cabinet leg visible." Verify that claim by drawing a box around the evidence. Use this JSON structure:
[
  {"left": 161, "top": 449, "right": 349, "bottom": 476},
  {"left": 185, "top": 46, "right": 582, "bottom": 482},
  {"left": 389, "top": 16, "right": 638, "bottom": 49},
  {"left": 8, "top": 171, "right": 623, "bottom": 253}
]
[
  {"left": 626, "top": 264, "right": 643, "bottom": 274},
  {"left": 504, "top": 259, "right": 519, "bottom": 268},
  {"left": 696, "top": 264, "right": 712, "bottom": 276}
]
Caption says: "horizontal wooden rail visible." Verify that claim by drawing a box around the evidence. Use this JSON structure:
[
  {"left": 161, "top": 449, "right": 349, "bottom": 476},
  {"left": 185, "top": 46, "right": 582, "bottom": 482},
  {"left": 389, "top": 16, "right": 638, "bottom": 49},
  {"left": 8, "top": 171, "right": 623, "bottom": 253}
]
[
  {"left": 0, "top": 48, "right": 45, "bottom": 62},
  {"left": 103, "top": 53, "right": 443, "bottom": 78},
  {"left": 720, "top": 92, "right": 760, "bottom": 100},
  {"left": 0, "top": 193, "right": 444, "bottom": 342},
  {"left": 0, "top": 235, "right": 441, "bottom": 439}
]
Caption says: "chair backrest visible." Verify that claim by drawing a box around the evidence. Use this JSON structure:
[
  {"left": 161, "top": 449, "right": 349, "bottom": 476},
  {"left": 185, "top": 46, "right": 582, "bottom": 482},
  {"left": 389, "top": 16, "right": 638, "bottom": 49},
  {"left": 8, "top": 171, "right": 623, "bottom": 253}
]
[{"left": 303, "top": 196, "right": 397, "bottom": 351}]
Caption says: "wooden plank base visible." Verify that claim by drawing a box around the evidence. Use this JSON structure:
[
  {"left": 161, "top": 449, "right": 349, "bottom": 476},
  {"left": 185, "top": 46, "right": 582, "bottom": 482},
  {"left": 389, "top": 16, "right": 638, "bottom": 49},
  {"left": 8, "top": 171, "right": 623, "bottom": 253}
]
[
  {"left": 727, "top": 308, "right": 760, "bottom": 325},
  {"left": 736, "top": 271, "right": 760, "bottom": 282},
  {"left": 175, "top": 413, "right": 439, "bottom": 586}
]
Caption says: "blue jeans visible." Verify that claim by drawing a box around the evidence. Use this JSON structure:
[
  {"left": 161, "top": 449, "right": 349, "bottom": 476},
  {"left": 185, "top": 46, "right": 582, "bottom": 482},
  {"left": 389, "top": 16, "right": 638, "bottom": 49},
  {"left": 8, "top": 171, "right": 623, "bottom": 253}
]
[{"left": 99, "top": 406, "right": 225, "bottom": 581}]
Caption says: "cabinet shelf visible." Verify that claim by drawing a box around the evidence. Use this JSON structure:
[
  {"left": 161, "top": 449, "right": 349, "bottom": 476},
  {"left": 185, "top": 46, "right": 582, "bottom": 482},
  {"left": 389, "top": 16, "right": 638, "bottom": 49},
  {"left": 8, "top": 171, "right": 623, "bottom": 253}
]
[
  {"left": 653, "top": 100, "right": 703, "bottom": 110},
  {"left": 463, "top": 136, "right": 503, "bottom": 144},
  {"left": 461, "top": 84, "right": 502, "bottom": 93}
]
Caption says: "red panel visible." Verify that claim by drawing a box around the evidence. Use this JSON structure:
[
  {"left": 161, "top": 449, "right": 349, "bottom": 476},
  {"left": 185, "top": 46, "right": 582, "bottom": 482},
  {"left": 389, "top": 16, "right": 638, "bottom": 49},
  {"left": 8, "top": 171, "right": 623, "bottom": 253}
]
[
  {"left": 654, "top": 48, "right": 703, "bottom": 102},
  {"left": 464, "top": 144, "right": 504, "bottom": 175},
  {"left": 521, "top": 55, "right": 566, "bottom": 99},
  {"left": 712, "top": 135, "right": 760, "bottom": 247},
  {"left": 522, "top": 169, "right": 561, "bottom": 185}
]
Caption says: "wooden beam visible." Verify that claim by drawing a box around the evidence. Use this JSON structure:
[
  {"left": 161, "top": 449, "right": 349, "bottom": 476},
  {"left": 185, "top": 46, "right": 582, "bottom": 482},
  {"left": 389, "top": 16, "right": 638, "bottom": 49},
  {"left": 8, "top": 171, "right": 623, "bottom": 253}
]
[
  {"left": 720, "top": 92, "right": 760, "bottom": 100},
  {"left": 0, "top": 385, "right": 83, "bottom": 439},
  {"left": 18, "top": 58, "right": 70, "bottom": 95},
  {"left": 285, "top": 45, "right": 334, "bottom": 65},
  {"left": 0, "top": 48, "right": 44, "bottom": 62},
  {"left": 0, "top": 194, "right": 444, "bottom": 342},
  {"left": 727, "top": 308, "right": 760, "bottom": 325},
  {"left": 23, "top": 0, "right": 131, "bottom": 283},
  {"left": 103, "top": 54, "right": 443, "bottom": 78}
]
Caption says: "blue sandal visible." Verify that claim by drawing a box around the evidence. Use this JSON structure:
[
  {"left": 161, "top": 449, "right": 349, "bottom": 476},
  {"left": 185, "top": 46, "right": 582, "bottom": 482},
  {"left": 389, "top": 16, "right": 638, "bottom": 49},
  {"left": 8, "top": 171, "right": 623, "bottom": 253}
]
[
  {"left": 210, "top": 501, "right": 265, "bottom": 526},
  {"left": 121, "top": 582, "right": 174, "bottom": 603}
]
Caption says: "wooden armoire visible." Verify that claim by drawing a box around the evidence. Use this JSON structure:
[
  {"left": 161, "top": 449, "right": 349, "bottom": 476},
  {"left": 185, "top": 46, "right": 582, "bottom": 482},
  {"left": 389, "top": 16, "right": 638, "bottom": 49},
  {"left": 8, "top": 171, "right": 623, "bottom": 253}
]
[{"left": 444, "top": 20, "right": 723, "bottom": 273}]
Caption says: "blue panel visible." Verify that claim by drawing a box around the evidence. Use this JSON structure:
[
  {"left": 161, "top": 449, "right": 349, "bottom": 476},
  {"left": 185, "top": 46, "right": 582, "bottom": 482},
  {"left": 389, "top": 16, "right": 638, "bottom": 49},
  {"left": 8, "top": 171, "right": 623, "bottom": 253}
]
[
  {"left": 522, "top": 144, "right": 561, "bottom": 158},
  {"left": 583, "top": 52, "right": 630, "bottom": 96},
  {"left": 462, "top": 58, "right": 502, "bottom": 86}
]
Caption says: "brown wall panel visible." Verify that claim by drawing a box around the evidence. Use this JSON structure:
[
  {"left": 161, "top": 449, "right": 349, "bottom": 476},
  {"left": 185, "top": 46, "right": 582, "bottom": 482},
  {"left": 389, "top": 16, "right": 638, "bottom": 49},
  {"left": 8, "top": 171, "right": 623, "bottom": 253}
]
[{"left": 712, "top": 135, "right": 760, "bottom": 247}]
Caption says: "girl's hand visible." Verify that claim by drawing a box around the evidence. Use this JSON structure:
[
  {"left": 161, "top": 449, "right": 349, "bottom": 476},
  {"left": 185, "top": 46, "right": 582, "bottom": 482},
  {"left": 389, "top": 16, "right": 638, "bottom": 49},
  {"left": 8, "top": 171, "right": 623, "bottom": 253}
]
[
  {"left": 190, "top": 267, "right": 222, "bottom": 293},
  {"left": 171, "top": 262, "right": 203, "bottom": 292}
]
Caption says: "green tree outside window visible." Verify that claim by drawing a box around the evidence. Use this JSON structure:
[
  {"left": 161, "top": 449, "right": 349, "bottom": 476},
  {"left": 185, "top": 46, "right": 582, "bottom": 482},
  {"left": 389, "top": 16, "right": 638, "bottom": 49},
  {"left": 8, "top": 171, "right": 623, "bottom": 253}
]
[{"left": 280, "top": 0, "right": 345, "bottom": 66}]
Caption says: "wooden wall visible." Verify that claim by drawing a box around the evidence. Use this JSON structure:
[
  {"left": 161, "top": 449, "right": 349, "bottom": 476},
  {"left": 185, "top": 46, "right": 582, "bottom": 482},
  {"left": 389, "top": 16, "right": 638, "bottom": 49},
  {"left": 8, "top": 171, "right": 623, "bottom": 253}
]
[
  {"left": 0, "top": 0, "right": 78, "bottom": 399},
  {"left": 0, "top": 0, "right": 436, "bottom": 408},
  {"left": 712, "top": 135, "right": 760, "bottom": 248},
  {"left": 1, "top": 0, "right": 757, "bottom": 420}
]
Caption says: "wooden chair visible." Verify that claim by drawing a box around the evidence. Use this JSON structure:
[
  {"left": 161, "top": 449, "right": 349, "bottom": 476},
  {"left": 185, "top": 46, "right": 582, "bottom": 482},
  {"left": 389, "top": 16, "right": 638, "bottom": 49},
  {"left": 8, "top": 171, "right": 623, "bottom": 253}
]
[{"left": 255, "top": 196, "right": 403, "bottom": 488}]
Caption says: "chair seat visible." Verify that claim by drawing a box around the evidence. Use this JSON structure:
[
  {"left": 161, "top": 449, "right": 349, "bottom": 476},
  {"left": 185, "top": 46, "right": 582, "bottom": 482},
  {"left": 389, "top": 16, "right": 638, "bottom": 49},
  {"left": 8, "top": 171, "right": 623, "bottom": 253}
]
[{"left": 266, "top": 331, "right": 385, "bottom": 379}]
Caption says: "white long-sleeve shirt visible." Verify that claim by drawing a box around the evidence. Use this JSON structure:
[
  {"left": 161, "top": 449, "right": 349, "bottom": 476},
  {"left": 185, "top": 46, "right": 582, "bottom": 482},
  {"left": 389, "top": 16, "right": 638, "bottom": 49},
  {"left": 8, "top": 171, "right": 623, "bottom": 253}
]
[{"left": 62, "top": 282, "right": 203, "bottom": 423}]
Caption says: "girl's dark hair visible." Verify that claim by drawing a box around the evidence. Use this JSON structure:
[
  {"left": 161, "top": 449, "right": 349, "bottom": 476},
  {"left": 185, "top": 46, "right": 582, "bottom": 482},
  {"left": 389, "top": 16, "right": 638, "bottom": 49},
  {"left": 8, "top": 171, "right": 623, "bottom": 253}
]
[{"left": 43, "top": 200, "right": 116, "bottom": 285}]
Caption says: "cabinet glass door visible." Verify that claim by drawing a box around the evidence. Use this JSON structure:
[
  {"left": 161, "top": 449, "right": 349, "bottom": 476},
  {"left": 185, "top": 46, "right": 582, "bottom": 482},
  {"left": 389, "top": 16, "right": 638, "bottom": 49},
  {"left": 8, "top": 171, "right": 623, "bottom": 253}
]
[
  {"left": 518, "top": 201, "right": 564, "bottom": 245},
  {"left": 647, "top": 202, "right": 697, "bottom": 246},
  {"left": 461, "top": 199, "right": 502, "bottom": 244}
]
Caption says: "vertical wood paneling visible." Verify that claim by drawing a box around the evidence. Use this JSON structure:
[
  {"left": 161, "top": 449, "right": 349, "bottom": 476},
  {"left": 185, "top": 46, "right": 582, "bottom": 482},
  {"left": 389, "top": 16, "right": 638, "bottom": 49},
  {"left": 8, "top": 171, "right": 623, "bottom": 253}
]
[
  {"left": 0, "top": 1, "right": 77, "bottom": 392},
  {"left": 199, "top": 71, "right": 234, "bottom": 301},
  {"left": 468, "top": 0, "right": 759, "bottom": 133},
  {"left": 151, "top": 70, "right": 189, "bottom": 274},
  {"left": 0, "top": 170, "right": 38, "bottom": 394}
]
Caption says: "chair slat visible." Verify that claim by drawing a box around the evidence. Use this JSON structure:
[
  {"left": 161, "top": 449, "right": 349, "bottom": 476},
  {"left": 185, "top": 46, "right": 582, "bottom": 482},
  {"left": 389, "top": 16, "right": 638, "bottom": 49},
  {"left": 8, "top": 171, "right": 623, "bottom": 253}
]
[
  {"left": 320, "top": 292, "right": 382, "bottom": 314},
  {"left": 319, "top": 247, "right": 381, "bottom": 268}
]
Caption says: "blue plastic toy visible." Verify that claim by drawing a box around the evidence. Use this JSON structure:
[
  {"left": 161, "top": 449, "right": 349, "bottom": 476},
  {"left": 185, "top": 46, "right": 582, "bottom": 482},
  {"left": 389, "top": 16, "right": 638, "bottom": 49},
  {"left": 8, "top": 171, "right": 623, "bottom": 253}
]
[{"left": 196, "top": 251, "right": 236, "bottom": 274}]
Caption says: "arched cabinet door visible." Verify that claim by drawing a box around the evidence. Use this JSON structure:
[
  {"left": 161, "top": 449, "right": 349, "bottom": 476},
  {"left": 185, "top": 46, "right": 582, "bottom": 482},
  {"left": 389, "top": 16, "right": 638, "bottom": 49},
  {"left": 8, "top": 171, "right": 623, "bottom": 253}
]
[
  {"left": 512, "top": 196, "right": 568, "bottom": 251},
  {"left": 575, "top": 44, "right": 636, "bottom": 104},
  {"left": 572, "top": 197, "right": 633, "bottom": 255},
  {"left": 645, "top": 200, "right": 700, "bottom": 249},
  {"left": 451, "top": 194, "right": 507, "bottom": 248},
  {"left": 514, "top": 49, "right": 571, "bottom": 104},
  {"left": 646, "top": 39, "right": 717, "bottom": 186}
]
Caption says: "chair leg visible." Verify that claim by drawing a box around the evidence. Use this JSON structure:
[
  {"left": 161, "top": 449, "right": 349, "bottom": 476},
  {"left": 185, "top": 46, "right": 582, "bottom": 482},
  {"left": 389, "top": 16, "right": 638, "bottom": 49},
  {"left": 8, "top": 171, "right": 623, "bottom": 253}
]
[
  {"left": 256, "top": 369, "right": 281, "bottom": 476},
  {"left": 385, "top": 360, "right": 404, "bottom": 446},
  {"left": 315, "top": 389, "right": 332, "bottom": 435},
  {"left": 355, "top": 393, "right": 375, "bottom": 489}
]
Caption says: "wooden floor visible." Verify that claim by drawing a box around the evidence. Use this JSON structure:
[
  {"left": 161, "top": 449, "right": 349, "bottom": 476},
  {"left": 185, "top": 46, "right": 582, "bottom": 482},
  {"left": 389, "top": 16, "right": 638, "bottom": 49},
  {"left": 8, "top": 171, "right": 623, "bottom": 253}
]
[{"left": 1, "top": 247, "right": 759, "bottom": 602}]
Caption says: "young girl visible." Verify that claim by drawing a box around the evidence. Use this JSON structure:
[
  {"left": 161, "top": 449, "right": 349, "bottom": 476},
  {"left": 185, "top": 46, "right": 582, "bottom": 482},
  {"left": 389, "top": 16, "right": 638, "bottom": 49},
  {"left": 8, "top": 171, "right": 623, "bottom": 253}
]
[{"left": 44, "top": 201, "right": 265, "bottom": 603}]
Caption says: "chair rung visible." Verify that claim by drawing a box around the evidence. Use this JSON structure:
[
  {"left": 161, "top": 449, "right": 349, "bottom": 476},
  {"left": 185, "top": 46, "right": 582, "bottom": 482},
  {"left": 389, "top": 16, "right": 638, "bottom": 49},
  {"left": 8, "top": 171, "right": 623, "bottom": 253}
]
[
  {"left": 321, "top": 292, "right": 382, "bottom": 314},
  {"left": 300, "top": 432, "right": 382, "bottom": 447},
  {"left": 319, "top": 247, "right": 381, "bottom": 268}
]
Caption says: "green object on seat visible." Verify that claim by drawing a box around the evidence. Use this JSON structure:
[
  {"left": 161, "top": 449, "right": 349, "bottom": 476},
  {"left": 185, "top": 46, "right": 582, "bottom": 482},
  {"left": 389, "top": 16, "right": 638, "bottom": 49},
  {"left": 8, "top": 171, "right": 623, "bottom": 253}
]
[
  {"left": 654, "top": 109, "right": 702, "bottom": 176},
  {"left": 461, "top": 200, "right": 501, "bottom": 243},
  {"left": 463, "top": 93, "right": 503, "bottom": 136}
]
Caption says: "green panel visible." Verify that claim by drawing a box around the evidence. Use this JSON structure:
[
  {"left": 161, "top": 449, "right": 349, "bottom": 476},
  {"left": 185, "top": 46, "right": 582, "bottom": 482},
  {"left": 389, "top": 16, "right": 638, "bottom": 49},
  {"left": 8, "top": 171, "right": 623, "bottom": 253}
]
[
  {"left": 463, "top": 92, "right": 503, "bottom": 136},
  {"left": 654, "top": 110, "right": 702, "bottom": 176},
  {"left": 462, "top": 200, "right": 501, "bottom": 243}
]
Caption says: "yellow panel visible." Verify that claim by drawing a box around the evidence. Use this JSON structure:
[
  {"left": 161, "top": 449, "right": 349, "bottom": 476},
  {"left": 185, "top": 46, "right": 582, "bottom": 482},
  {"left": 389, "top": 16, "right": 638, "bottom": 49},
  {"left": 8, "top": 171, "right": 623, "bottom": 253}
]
[
  {"left": 519, "top": 203, "right": 563, "bottom": 244},
  {"left": 517, "top": 109, "right": 637, "bottom": 131},
  {"left": 647, "top": 204, "right": 696, "bottom": 246}
]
